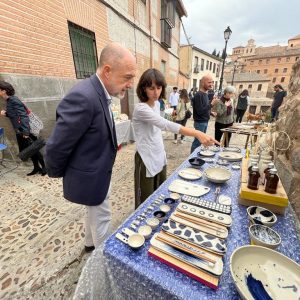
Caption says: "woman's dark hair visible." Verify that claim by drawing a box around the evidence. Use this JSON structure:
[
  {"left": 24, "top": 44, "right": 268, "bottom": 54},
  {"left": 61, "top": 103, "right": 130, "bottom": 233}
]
[
  {"left": 0, "top": 81, "right": 15, "bottom": 96},
  {"left": 136, "top": 68, "right": 166, "bottom": 102},
  {"left": 239, "top": 89, "right": 249, "bottom": 97},
  {"left": 180, "top": 88, "right": 189, "bottom": 103}
]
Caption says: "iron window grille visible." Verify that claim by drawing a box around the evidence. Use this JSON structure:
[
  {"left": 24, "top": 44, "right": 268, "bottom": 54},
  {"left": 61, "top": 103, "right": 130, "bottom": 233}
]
[
  {"left": 160, "top": 0, "right": 175, "bottom": 48},
  {"left": 68, "top": 21, "right": 98, "bottom": 79}
]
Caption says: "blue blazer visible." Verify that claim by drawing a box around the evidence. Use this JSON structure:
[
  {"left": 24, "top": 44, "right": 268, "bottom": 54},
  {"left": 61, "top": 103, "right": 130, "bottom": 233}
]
[{"left": 46, "top": 74, "right": 117, "bottom": 206}]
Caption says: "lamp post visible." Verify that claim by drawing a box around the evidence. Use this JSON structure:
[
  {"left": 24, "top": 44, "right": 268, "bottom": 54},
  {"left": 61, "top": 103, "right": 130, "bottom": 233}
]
[
  {"left": 231, "top": 60, "right": 238, "bottom": 86},
  {"left": 218, "top": 26, "right": 232, "bottom": 95}
]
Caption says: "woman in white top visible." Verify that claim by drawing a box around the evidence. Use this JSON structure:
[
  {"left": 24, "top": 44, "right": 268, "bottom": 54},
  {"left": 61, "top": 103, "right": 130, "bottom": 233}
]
[{"left": 132, "top": 69, "right": 218, "bottom": 208}]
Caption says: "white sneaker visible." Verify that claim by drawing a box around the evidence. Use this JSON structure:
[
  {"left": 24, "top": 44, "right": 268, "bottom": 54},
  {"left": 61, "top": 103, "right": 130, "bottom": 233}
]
[{"left": 173, "top": 140, "right": 178, "bottom": 144}]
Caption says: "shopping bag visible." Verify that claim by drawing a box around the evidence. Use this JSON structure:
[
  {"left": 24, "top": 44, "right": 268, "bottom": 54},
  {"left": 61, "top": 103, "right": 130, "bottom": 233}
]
[
  {"left": 22, "top": 103, "right": 44, "bottom": 136},
  {"left": 18, "top": 137, "right": 46, "bottom": 161}
]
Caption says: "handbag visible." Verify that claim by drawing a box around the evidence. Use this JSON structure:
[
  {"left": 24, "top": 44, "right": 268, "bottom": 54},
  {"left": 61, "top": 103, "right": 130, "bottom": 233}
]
[
  {"left": 18, "top": 137, "right": 46, "bottom": 161},
  {"left": 184, "top": 104, "right": 192, "bottom": 119},
  {"left": 23, "top": 103, "right": 44, "bottom": 136}
]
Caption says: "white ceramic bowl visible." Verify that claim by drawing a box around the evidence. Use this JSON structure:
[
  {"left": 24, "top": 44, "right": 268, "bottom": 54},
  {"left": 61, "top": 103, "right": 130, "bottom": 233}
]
[
  {"left": 230, "top": 245, "right": 300, "bottom": 300},
  {"left": 204, "top": 166, "right": 231, "bottom": 183},
  {"left": 169, "top": 193, "right": 180, "bottom": 200},
  {"left": 146, "top": 217, "right": 160, "bottom": 229},
  {"left": 127, "top": 233, "right": 145, "bottom": 250},
  {"left": 159, "top": 204, "right": 171, "bottom": 213},
  {"left": 249, "top": 224, "right": 281, "bottom": 249},
  {"left": 247, "top": 206, "right": 277, "bottom": 227},
  {"left": 138, "top": 225, "right": 152, "bottom": 239}
]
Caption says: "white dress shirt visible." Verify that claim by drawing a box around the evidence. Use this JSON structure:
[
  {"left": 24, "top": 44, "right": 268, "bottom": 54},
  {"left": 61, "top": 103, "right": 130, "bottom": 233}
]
[
  {"left": 132, "top": 101, "right": 181, "bottom": 177},
  {"left": 169, "top": 92, "right": 179, "bottom": 106}
]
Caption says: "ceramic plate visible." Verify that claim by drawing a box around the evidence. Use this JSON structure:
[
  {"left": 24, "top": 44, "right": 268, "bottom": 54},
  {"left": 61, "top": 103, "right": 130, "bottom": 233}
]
[
  {"left": 204, "top": 167, "right": 231, "bottom": 183},
  {"left": 219, "top": 152, "right": 243, "bottom": 161},
  {"left": 199, "top": 150, "right": 215, "bottom": 157},
  {"left": 168, "top": 179, "right": 210, "bottom": 197},
  {"left": 230, "top": 245, "right": 300, "bottom": 300},
  {"left": 178, "top": 168, "right": 202, "bottom": 180},
  {"left": 222, "top": 146, "right": 241, "bottom": 153}
]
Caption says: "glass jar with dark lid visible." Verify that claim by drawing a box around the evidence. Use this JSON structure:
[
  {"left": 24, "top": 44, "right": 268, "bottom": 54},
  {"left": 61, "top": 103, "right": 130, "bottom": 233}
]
[
  {"left": 247, "top": 165, "right": 260, "bottom": 190},
  {"left": 265, "top": 168, "right": 279, "bottom": 194}
]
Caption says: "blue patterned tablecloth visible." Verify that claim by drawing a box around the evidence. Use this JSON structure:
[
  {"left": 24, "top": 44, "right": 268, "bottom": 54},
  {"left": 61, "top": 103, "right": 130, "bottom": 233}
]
[{"left": 74, "top": 149, "right": 300, "bottom": 300}]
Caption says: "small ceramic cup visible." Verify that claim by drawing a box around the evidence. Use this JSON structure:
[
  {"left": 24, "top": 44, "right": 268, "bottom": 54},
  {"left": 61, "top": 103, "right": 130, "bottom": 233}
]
[
  {"left": 153, "top": 210, "right": 166, "bottom": 220},
  {"left": 159, "top": 204, "right": 171, "bottom": 213},
  {"left": 169, "top": 193, "right": 180, "bottom": 201},
  {"left": 247, "top": 206, "right": 277, "bottom": 227},
  {"left": 146, "top": 217, "right": 160, "bottom": 229},
  {"left": 127, "top": 233, "right": 145, "bottom": 250},
  {"left": 138, "top": 225, "right": 152, "bottom": 239}
]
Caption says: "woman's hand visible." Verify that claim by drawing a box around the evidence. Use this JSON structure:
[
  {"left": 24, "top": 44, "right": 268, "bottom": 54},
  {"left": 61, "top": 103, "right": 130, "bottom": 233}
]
[
  {"left": 1, "top": 110, "right": 6, "bottom": 116},
  {"left": 196, "top": 131, "right": 220, "bottom": 147}
]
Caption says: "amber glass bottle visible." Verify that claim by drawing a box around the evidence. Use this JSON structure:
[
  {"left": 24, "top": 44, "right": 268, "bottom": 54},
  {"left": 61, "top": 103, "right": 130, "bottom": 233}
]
[
  {"left": 247, "top": 166, "right": 260, "bottom": 190},
  {"left": 263, "top": 162, "right": 275, "bottom": 185},
  {"left": 265, "top": 168, "right": 279, "bottom": 194}
]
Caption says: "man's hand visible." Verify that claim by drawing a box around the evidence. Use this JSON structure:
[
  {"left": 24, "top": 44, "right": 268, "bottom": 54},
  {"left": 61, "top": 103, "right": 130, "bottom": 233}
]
[
  {"left": 1, "top": 110, "right": 6, "bottom": 116},
  {"left": 211, "top": 97, "right": 219, "bottom": 106}
]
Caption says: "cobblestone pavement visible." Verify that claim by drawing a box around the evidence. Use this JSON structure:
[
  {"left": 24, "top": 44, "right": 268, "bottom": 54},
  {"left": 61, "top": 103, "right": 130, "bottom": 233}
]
[{"left": 0, "top": 119, "right": 248, "bottom": 299}]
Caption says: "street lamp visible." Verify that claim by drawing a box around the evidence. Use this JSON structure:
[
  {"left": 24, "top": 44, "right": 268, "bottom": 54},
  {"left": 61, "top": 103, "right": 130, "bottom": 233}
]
[
  {"left": 231, "top": 60, "right": 238, "bottom": 85},
  {"left": 218, "top": 26, "right": 232, "bottom": 95}
]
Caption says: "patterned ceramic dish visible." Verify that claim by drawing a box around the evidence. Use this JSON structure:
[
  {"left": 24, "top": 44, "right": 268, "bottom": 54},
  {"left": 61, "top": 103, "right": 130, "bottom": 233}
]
[
  {"left": 230, "top": 245, "right": 300, "bottom": 300},
  {"left": 153, "top": 210, "right": 166, "bottom": 220},
  {"left": 178, "top": 168, "right": 202, "bottom": 180},
  {"left": 249, "top": 224, "right": 281, "bottom": 249},
  {"left": 188, "top": 157, "right": 206, "bottom": 168},
  {"left": 204, "top": 166, "right": 232, "bottom": 183},
  {"left": 247, "top": 206, "right": 277, "bottom": 227}
]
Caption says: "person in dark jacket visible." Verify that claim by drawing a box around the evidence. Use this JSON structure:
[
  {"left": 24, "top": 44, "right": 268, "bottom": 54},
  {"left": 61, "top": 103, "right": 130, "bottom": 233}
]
[
  {"left": 190, "top": 75, "right": 217, "bottom": 153},
  {"left": 46, "top": 43, "right": 137, "bottom": 251},
  {"left": 236, "top": 89, "right": 250, "bottom": 123},
  {"left": 0, "top": 81, "right": 46, "bottom": 176},
  {"left": 271, "top": 84, "right": 286, "bottom": 121}
]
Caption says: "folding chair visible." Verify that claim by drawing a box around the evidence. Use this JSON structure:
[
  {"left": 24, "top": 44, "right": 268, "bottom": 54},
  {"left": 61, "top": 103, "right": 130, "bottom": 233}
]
[{"left": 0, "top": 127, "right": 18, "bottom": 176}]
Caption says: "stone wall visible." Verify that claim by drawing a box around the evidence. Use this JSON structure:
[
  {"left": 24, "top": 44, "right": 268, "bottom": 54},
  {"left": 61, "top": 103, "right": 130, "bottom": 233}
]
[{"left": 275, "top": 60, "right": 300, "bottom": 218}]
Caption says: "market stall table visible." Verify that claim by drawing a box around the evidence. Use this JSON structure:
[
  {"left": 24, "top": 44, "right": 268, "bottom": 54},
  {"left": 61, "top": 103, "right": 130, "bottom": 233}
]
[
  {"left": 220, "top": 125, "right": 259, "bottom": 149},
  {"left": 74, "top": 149, "right": 300, "bottom": 300},
  {"left": 115, "top": 119, "right": 134, "bottom": 146}
]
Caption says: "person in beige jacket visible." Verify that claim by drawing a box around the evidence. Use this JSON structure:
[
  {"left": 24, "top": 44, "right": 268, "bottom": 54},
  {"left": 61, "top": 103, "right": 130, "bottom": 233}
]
[{"left": 173, "top": 89, "right": 191, "bottom": 144}]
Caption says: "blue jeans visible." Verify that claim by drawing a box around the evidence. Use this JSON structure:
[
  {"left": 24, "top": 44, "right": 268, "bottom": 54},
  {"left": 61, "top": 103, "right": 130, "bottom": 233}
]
[
  {"left": 271, "top": 107, "right": 278, "bottom": 121},
  {"left": 191, "top": 121, "right": 208, "bottom": 153}
]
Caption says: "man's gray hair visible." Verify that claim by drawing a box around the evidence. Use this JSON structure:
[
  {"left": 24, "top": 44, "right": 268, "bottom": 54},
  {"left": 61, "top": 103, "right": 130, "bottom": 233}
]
[{"left": 223, "top": 86, "right": 236, "bottom": 94}]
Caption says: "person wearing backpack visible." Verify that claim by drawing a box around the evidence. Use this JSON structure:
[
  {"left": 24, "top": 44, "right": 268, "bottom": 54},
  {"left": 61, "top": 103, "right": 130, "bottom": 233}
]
[{"left": 236, "top": 89, "right": 250, "bottom": 123}]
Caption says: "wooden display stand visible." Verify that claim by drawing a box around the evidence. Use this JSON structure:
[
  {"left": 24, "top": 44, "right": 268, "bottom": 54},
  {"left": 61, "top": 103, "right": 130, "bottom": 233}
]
[{"left": 239, "top": 159, "right": 288, "bottom": 214}]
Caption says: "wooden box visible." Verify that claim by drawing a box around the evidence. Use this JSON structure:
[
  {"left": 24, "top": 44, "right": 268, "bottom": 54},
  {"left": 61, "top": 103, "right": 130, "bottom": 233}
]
[{"left": 239, "top": 159, "right": 288, "bottom": 214}]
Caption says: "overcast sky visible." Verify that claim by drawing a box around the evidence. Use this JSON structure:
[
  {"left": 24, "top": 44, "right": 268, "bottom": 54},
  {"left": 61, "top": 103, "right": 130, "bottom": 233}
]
[{"left": 180, "top": 0, "right": 300, "bottom": 55}]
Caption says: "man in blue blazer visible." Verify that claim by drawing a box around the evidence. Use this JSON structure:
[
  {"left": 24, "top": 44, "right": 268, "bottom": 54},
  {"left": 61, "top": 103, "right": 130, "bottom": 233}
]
[{"left": 46, "top": 43, "right": 137, "bottom": 251}]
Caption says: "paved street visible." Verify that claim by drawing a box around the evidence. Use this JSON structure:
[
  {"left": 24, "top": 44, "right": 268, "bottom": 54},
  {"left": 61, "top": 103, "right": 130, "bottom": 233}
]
[{"left": 0, "top": 119, "right": 248, "bottom": 299}]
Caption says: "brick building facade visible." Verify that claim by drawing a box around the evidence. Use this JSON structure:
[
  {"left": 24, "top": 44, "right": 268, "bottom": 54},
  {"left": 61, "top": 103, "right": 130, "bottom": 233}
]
[{"left": 0, "top": 0, "right": 187, "bottom": 150}]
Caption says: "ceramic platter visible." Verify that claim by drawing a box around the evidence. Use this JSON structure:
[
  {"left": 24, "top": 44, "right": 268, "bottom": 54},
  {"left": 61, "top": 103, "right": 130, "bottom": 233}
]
[
  {"left": 168, "top": 179, "right": 210, "bottom": 197},
  {"left": 230, "top": 245, "right": 300, "bottom": 300},
  {"left": 222, "top": 146, "right": 241, "bottom": 153},
  {"left": 199, "top": 150, "right": 215, "bottom": 157},
  {"left": 178, "top": 168, "right": 202, "bottom": 180},
  {"left": 219, "top": 152, "right": 243, "bottom": 161},
  {"left": 204, "top": 167, "right": 231, "bottom": 183}
]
